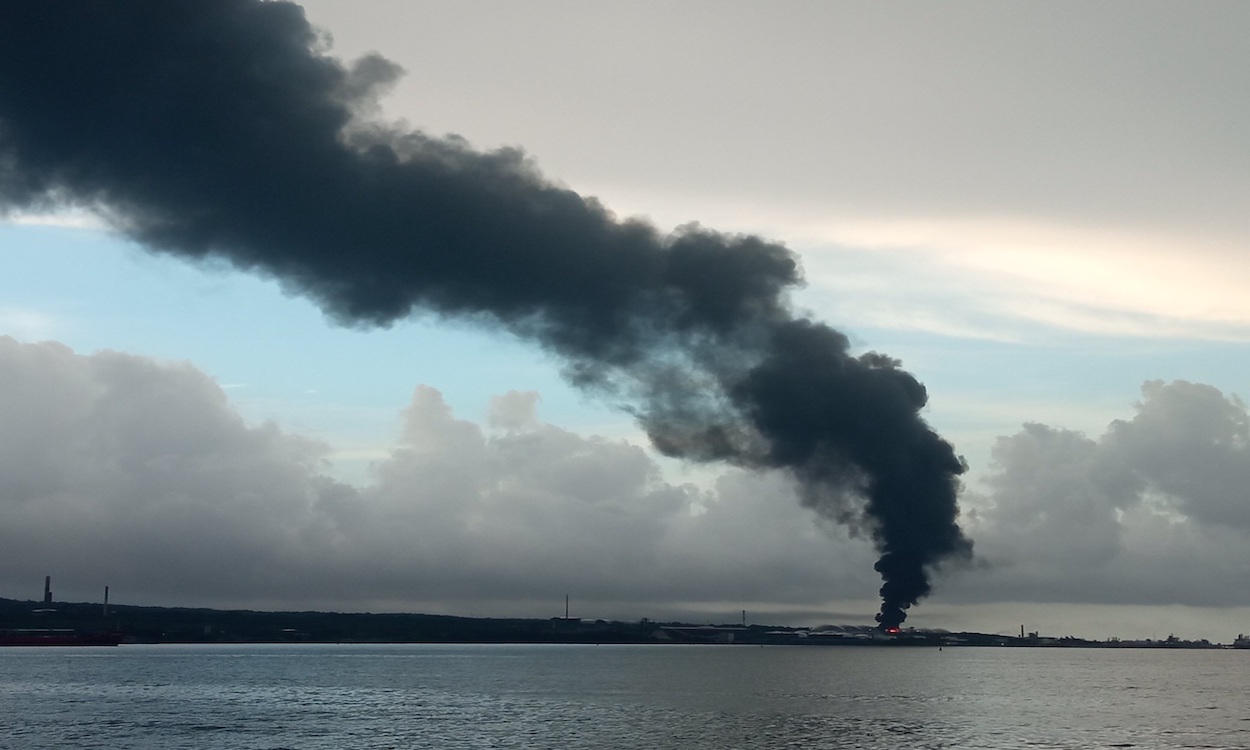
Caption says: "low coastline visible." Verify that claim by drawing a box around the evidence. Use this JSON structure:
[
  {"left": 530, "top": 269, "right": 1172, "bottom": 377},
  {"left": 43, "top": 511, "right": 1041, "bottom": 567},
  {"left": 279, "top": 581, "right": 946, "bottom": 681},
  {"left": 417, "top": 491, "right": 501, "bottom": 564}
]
[{"left": 0, "top": 596, "right": 1236, "bottom": 649}]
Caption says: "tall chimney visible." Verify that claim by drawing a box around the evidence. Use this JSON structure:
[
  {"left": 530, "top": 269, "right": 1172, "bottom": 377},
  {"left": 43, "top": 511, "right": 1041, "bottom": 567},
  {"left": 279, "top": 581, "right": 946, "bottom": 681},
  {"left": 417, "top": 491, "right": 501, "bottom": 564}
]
[
  {"left": 43, "top": 576, "right": 52, "bottom": 605},
  {"left": 103, "top": 585, "right": 109, "bottom": 617}
]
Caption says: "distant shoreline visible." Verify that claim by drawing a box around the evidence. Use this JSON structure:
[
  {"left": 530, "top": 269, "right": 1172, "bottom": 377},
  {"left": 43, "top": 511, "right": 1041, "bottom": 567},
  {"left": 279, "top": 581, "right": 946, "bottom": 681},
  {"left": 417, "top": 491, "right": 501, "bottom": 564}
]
[{"left": 1, "top": 596, "right": 1240, "bottom": 649}]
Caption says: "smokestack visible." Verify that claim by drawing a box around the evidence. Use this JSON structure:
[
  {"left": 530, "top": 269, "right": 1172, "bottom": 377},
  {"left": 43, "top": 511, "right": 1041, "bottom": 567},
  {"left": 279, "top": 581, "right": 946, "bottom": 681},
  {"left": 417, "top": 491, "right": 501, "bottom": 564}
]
[
  {"left": 43, "top": 575, "right": 51, "bottom": 605},
  {"left": 0, "top": 0, "right": 972, "bottom": 626},
  {"left": 104, "top": 586, "right": 110, "bottom": 618}
]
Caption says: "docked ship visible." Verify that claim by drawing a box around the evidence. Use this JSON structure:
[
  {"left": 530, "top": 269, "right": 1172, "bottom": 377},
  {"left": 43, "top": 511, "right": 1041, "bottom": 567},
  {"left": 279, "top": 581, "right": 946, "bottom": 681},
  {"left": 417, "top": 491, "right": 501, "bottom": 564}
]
[{"left": 1235, "top": 634, "right": 1250, "bottom": 649}]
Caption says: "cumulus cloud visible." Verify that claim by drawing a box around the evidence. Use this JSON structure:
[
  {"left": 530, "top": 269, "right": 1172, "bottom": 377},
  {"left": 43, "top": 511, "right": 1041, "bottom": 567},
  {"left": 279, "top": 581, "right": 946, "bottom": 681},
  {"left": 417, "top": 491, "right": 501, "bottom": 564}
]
[
  {"left": 0, "top": 337, "right": 355, "bottom": 603},
  {"left": 6, "top": 337, "right": 1248, "bottom": 625},
  {"left": 951, "top": 380, "right": 1250, "bottom": 607},
  {"left": 1102, "top": 381, "right": 1250, "bottom": 529},
  {"left": 0, "top": 337, "right": 871, "bottom": 620}
]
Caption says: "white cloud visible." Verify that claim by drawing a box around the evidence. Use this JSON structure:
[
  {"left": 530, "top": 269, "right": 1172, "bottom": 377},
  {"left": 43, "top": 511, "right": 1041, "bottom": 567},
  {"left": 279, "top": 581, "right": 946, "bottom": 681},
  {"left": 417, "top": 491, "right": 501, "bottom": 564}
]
[
  {"left": 0, "top": 306, "right": 61, "bottom": 342},
  {"left": 5, "top": 337, "right": 1250, "bottom": 641},
  {"left": 950, "top": 380, "right": 1250, "bottom": 610},
  {"left": 2, "top": 210, "right": 106, "bottom": 230},
  {"left": 0, "top": 338, "right": 874, "bottom": 620},
  {"left": 801, "top": 219, "right": 1250, "bottom": 340}
]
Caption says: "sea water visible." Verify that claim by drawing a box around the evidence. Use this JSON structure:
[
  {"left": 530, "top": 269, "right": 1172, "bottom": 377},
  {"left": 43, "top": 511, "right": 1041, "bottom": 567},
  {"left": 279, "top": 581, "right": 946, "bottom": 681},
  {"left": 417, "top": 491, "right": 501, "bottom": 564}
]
[{"left": 1, "top": 643, "right": 1246, "bottom": 749}]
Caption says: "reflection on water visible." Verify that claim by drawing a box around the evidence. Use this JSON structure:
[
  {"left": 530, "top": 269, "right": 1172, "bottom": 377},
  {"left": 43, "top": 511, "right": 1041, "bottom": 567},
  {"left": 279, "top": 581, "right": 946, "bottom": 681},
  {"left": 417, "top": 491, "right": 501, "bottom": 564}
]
[{"left": 1, "top": 643, "right": 1247, "bottom": 749}]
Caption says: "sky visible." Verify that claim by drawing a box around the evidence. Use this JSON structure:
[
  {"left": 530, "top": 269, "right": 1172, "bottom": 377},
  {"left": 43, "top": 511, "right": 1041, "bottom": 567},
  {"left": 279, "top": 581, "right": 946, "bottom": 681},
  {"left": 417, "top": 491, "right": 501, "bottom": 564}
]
[{"left": 2, "top": 1, "right": 1250, "bottom": 642}]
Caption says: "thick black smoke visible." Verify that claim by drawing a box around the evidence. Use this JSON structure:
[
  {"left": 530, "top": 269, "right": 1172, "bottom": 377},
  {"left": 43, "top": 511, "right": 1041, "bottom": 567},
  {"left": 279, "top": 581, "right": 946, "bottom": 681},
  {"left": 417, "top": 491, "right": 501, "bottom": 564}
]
[{"left": 0, "top": 0, "right": 970, "bottom": 626}]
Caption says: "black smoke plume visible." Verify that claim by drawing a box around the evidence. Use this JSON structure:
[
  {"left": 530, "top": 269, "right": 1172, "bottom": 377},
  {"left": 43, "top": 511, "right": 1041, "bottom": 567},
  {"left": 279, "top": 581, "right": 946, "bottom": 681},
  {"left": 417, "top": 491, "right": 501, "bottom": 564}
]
[{"left": 0, "top": 0, "right": 971, "bottom": 626}]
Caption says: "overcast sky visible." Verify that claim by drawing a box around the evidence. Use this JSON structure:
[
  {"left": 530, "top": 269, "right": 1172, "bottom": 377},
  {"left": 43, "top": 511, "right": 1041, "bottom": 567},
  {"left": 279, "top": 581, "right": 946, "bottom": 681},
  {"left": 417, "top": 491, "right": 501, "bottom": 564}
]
[{"left": 2, "top": 1, "right": 1249, "bottom": 642}]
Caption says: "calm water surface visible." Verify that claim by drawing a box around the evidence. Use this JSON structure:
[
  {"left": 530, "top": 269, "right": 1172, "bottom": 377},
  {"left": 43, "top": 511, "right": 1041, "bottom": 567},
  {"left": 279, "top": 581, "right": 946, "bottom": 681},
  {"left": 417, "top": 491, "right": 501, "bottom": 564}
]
[{"left": 1, "top": 643, "right": 1247, "bottom": 749}]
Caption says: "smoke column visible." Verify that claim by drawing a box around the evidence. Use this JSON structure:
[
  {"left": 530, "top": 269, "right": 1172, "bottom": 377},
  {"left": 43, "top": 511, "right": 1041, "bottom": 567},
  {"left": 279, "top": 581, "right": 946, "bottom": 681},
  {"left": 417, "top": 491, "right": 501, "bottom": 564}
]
[{"left": 0, "top": 0, "right": 971, "bottom": 626}]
